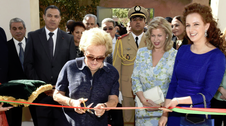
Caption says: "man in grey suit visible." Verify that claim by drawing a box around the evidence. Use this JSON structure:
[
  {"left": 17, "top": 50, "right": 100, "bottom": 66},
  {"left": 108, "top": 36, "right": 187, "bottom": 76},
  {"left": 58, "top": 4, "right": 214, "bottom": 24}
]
[{"left": 24, "top": 5, "right": 76, "bottom": 126}]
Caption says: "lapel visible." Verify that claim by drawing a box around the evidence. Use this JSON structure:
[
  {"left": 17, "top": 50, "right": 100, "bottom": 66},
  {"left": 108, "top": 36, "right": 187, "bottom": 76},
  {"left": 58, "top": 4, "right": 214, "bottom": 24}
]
[
  {"left": 11, "top": 39, "right": 24, "bottom": 71},
  {"left": 10, "top": 39, "right": 20, "bottom": 62},
  {"left": 53, "top": 29, "right": 64, "bottom": 61},
  {"left": 25, "top": 37, "right": 28, "bottom": 44},
  {"left": 126, "top": 33, "right": 137, "bottom": 51},
  {"left": 39, "top": 28, "right": 52, "bottom": 61},
  {"left": 172, "top": 36, "right": 177, "bottom": 48}
]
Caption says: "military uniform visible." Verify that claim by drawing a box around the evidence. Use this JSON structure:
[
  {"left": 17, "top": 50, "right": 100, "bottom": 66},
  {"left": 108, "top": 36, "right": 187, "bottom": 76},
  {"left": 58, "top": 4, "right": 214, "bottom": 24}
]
[
  {"left": 113, "top": 33, "right": 146, "bottom": 97},
  {"left": 113, "top": 5, "right": 147, "bottom": 124}
]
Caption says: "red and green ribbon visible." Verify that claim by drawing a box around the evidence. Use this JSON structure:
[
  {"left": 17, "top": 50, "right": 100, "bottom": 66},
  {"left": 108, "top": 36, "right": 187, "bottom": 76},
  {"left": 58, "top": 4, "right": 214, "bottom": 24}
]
[
  {"left": 1, "top": 99, "right": 226, "bottom": 115},
  {"left": 171, "top": 107, "right": 226, "bottom": 115}
]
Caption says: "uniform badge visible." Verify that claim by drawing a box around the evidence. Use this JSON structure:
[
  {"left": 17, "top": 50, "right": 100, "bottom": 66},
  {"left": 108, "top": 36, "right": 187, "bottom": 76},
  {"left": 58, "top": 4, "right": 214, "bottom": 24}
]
[
  {"left": 126, "top": 54, "right": 130, "bottom": 60},
  {"left": 134, "top": 6, "right": 141, "bottom": 12}
]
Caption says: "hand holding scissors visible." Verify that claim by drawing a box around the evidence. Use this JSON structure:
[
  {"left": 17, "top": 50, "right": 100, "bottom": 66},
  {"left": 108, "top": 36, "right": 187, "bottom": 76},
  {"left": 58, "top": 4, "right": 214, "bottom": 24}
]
[{"left": 70, "top": 98, "right": 88, "bottom": 114}]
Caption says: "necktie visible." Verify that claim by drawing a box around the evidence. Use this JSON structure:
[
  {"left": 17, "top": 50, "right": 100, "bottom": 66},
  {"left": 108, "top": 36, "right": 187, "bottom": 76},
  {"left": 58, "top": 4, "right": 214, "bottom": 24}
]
[
  {"left": 48, "top": 32, "right": 54, "bottom": 59},
  {"left": 135, "top": 37, "right": 138, "bottom": 47},
  {"left": 18, "top": 42, "right": 24, "bottom": 69}
]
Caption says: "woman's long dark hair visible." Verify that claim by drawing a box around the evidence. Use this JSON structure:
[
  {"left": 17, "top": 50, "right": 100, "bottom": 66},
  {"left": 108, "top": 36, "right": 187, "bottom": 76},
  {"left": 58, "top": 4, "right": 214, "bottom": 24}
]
[{"left": 183, "top": 3, "right": 226, "bottom": 55}]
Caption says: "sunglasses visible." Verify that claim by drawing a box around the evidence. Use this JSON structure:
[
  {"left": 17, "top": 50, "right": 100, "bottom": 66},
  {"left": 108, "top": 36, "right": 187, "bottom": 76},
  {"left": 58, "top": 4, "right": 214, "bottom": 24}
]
[
  {"left": 85, "top": 54, "right": 106, "bottom": 62},
  {"left": 103, "top": 27, "right": 113, "bottom": 31}
]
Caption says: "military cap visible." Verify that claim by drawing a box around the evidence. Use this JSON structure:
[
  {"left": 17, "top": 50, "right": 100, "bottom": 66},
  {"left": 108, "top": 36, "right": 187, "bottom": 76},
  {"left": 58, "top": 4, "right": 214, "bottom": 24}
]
[{"left": 128, "top": 5, "right": 148, "bottom": 19}]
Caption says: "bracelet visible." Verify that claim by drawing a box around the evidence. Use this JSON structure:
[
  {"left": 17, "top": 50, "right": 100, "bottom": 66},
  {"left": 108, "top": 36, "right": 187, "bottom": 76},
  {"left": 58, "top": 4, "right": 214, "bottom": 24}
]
[
  {"left": 176, "top": 98, "right": 179, "bottom": 105},
  {"left": 67, "top": 98, "right": 71, "bottom": 106}
]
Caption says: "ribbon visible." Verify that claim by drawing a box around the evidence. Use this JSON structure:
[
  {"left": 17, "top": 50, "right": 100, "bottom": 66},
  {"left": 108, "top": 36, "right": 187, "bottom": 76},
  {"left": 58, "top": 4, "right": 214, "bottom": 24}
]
[
  {"left": 1, "top": 99, "right": 226, "bottom": 115},
  {"left": 0, "top": 99, "right": 150, "bottom": 110},
  {"left": 171, "top": 107, "right": 226, "bottom": 115}
]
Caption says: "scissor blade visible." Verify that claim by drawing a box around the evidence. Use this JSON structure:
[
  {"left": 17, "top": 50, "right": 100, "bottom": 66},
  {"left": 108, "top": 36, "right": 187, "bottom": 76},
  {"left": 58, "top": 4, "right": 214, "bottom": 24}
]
[
  {"left": 87, "top": 102, "right": 93, "bottom": 108},
  {"left": 86, "top": 102, "right": 94, "bottom": 114}
]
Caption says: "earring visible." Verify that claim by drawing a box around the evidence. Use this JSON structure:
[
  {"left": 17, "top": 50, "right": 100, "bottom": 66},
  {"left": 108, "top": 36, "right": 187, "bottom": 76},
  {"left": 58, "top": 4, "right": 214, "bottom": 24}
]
[{"left": 205, "top": 30, "right": 208, "bottom": 37}]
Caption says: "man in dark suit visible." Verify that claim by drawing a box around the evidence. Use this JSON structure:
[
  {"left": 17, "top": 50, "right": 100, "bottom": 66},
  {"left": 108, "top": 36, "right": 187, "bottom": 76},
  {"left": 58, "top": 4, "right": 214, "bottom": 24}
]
[
  {"left": 24, "top": 5, "right": 76, "bottom": 126},
  {"left": 6, "top": 17, "right": 27, "bottom": 126},
  {"left": 102, "top": 18, "right": 123, "bottom": 126},
  {"left": 0, "top": 27, "right": 8, "bottom": 83}
]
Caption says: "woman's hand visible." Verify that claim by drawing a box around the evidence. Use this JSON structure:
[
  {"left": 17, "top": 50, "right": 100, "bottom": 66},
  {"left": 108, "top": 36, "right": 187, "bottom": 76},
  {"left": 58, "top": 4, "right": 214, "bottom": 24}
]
[
  {"left": 159, "top": 99, "right": 178, "bottom": 113},
  {"left": 136, "top": 91, "right": 160, "bottom": 111},
  {"left": 158, "top": 113, "right": 168, "bottom": 126},
  {"left": 165, "top": 98, "right": 179, "bottom": 109},
  {"left": 220, "top": 95, "right": 226, "bottom": 100},
  {"left": 0, "top": 103, "right": 13, "bottom": 111},
  {"left": 94, "top": 103, "right": 105, "bottom": 117},
  {"left": 219, "top": 87, "right": 226, "bottom": 100},
  {"left": 142, "top": 99, "right": 161, "bottom": 111},
  {"left": 70, "top": 98, "right": 88, "bottom": 114}
]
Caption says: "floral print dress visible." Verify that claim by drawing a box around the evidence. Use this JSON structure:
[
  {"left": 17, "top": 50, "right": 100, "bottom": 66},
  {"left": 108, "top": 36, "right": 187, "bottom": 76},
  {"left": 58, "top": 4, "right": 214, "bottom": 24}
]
[{"left": 131, "top": 47, "right": 177, "bottom": 126}]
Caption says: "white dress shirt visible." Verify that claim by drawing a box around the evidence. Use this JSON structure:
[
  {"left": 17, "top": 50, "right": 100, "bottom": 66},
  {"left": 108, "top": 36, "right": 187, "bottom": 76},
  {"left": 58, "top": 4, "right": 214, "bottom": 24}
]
[
  {"left": 131, "top": 32, "right": 144, "bottom": 46},
  {"left": 13, "top": 37, "right": 26, "bottom": 56}
]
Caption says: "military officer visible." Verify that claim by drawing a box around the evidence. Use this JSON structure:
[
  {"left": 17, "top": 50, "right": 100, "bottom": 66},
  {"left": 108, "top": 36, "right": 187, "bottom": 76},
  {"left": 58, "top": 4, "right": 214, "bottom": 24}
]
[{"left": 113, "top": 5, "right": 148, "bottom": 126}]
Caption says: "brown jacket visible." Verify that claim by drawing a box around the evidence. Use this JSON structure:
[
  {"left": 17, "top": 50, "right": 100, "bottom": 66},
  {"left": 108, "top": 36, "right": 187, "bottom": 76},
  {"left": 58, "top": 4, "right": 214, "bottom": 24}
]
[{"left": 113, "top": 32, "right": 146, "bottom": 97}]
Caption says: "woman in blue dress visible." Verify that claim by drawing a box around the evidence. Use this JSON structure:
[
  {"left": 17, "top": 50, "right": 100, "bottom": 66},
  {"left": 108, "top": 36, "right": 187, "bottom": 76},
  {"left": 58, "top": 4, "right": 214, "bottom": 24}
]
[
  {"left": 53, "top": 28, "right": 119, "bottom": 126},
  {"left": 159, "top": 3, "right": 226, "bottom": 126},
  {"left": 131, "top": 17, "right": 177, "bottom": 126}
]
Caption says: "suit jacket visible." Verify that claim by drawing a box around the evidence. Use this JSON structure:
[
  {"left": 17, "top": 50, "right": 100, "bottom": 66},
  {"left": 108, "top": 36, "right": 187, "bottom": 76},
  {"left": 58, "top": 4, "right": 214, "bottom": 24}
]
[
  {"left": 0, "top": 27, "right": 8, "bottom": 83},
  {"left": 7, "top": 38, "right": 27, "bottom": 80},
  {"left": 24, "top": 27, "right": 76, "bottom": 85},
  {"left": 113, "top": 32, "right": 146, "bottom": 97}
]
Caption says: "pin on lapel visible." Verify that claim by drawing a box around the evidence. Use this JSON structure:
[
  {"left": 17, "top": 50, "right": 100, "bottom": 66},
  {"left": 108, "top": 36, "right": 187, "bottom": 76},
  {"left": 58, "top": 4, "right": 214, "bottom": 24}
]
[{"left": 126, "top": 48, "right": 131, "bottom": 50}]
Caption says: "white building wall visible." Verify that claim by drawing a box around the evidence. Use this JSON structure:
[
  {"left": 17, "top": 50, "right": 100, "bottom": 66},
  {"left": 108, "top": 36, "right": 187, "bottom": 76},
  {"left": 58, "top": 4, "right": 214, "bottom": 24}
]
[
  {"left": 0, "top": 0, "right": 39, "bottom": 40},
  {"left": 211, "top": 0, "right": 226, "bottom": 32}
]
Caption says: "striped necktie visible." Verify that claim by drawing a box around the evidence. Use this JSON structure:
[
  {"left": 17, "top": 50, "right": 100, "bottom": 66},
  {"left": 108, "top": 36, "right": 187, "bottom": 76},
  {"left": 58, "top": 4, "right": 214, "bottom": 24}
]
[{"left": 18, "top": 42, "right": 24, "bottom": 70}]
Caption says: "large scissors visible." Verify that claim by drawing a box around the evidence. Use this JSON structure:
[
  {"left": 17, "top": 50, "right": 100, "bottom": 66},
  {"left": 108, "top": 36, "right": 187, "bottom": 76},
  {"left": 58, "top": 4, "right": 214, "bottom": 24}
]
[{"left": 82, "top": 99, "right": 94, "bottom": 114}]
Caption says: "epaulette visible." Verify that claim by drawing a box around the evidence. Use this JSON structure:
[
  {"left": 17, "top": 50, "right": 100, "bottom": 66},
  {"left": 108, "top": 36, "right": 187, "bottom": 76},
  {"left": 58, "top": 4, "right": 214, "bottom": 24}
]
[{"left": 118, "top": 33, "right": 129, "bottom": 40}]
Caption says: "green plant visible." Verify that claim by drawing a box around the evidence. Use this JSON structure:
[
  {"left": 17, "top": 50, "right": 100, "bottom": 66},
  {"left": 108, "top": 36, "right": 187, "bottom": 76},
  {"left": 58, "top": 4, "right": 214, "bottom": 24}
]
[{"left": 39, "top": 0, "right": 100, "bottom": 30}]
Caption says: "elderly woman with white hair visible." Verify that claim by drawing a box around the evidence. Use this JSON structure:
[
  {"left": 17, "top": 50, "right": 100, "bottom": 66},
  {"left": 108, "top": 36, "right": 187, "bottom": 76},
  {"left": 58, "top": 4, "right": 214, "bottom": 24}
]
[{"left": 53, "top": 28, "right": 119, "bottom": 126}]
